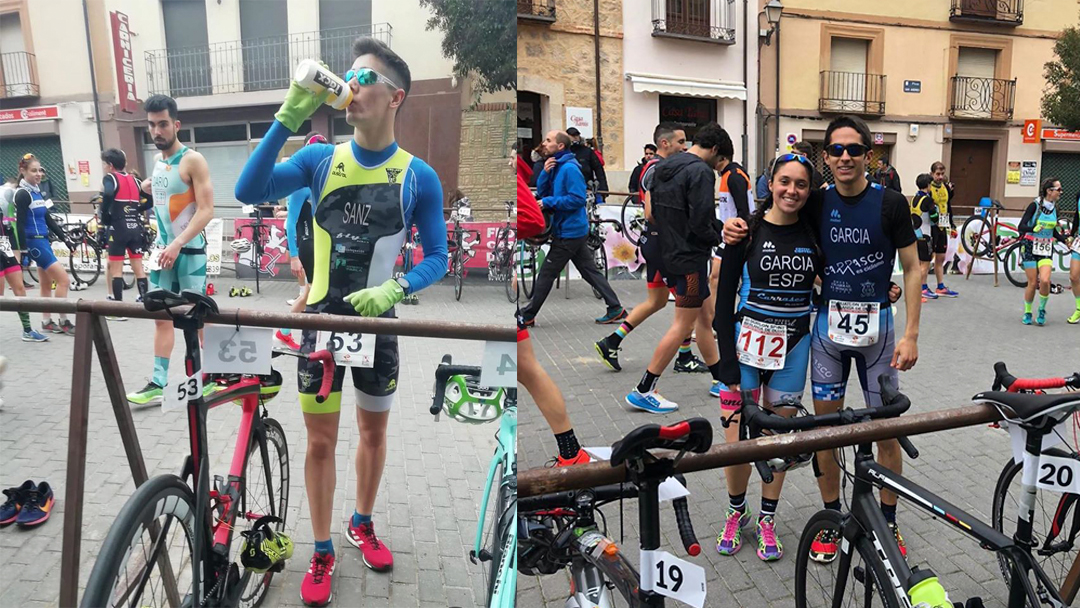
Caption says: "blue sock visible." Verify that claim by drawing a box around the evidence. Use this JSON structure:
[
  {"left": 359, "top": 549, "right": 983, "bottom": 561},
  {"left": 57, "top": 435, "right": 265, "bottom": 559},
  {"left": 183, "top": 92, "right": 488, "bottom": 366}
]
[
  {"left": 938, "top": 283, "right": 946, "bottom": 290},
  {"left": 351, "top": 511, "right": 372, "bottom": 527},
  {"left": 921, "top": 284, "right": 929, "bottom": 291},
  {"left": 314, "top": 538, "right": 334, "bottom": 556},
  {"left": 152, "top": 357, "right": 169, "bottom": 387},
  {"left": 279, "top": 327, "right": 291, "bottom": 336}
]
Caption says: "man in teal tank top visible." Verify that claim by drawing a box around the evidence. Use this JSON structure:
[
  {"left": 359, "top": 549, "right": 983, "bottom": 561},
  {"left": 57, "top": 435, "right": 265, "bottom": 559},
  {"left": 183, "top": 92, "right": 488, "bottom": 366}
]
[{"left": 127, "top": 94, "right": 216, "bottom": 405}]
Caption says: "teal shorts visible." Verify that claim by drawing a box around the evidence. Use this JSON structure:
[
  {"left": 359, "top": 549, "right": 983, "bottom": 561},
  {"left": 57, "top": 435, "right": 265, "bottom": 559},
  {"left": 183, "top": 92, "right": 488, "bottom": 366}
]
[{"left": 150, "top": 252, "right": 207, "bottom": 294}]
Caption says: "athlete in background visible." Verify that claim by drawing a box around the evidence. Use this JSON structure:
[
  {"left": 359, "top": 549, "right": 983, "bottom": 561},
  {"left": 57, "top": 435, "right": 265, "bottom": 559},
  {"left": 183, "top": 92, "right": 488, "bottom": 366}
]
[{"left": 99, "top": 147, "right": 151, "bottom": 308}]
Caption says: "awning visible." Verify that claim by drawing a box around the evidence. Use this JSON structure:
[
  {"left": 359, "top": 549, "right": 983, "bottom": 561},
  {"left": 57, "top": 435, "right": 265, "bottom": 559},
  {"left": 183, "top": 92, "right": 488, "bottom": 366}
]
[{"left": 625, "top": 72, "right": 747, "bottom": 101}]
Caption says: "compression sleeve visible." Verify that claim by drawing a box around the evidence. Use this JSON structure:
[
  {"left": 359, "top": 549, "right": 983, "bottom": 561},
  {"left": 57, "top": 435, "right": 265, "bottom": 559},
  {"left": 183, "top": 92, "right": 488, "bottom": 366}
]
[
  {"left": 235, "top": 120, "right": 328, "bottom": 204},
  {"left": 45, "top": 210, "right": 65, "bottom": 242},
  {"left": 285, "top": 187, "right": 310, "bottom": 257},
  {"left": 1018, "top": 203, "right": 1037, "bottom": 235},
  {"left": 715, "top": 240, "right": 748, "bottom": 386},
  {"left": 101, "top": 174, "right": 117, "bottom": 225},
  {"left": 13, "top": 189, "right": 29, "bottom": 250},
  {"left": 403, "top": 158, "right": 447, "bottom": 293}
]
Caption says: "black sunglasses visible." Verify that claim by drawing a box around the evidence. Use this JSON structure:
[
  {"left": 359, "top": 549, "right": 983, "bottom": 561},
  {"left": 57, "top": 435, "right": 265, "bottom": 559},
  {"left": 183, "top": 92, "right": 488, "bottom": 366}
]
[{"left": 825, "top": 143, "right": 869, "bottom": 158}]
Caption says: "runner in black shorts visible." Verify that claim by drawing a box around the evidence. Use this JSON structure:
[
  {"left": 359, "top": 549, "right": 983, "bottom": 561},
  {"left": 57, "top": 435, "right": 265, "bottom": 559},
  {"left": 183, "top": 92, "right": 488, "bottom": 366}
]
[
  {"left": 100, "top": 148, "right": 151, "bottom": 304},
  {"left": 626, "top": 122, "right": 728, "bottom": 414},
  {"left": 909, "top": 173, "right": 936, "bottom": 302}
]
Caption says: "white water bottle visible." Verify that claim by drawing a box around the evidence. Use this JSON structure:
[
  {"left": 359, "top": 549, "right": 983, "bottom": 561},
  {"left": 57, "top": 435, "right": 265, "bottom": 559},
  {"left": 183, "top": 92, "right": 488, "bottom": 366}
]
[{"left": 293, "top": 59, "right": 352, "bottom": 111}]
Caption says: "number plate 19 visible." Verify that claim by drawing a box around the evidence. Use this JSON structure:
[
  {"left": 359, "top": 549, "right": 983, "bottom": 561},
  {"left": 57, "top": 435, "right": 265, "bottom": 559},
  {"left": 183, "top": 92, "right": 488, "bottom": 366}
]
[
  {"left": 640, "top": 549, "right": 706, "bottom": 608},
  {"left": 1034, "top": 454, "right": 1080, "bottom": 494}
]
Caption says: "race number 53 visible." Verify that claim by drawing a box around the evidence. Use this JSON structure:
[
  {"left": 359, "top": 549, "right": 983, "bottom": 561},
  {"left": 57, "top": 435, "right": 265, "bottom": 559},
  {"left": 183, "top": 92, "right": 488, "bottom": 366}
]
[
  {"left": 203, "top": 326, "right": 272, "bottom": 375},
  {"left": 163, "top": 373, "right": 203, "bottom": 412},
  {"left": 318, "top": 331, "right": 375, "bottom": 368}
]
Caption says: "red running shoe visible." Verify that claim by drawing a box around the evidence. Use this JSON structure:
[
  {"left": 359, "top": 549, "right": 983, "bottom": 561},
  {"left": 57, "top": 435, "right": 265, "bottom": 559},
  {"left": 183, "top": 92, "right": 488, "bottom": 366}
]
[
  {"left": 274, "top": 330, "right": 301, "bottom": 352},
  {"left": 556, "top": 449, "right": 591, "bottom": 467},
  {"left": 347, "top": 521, "right": 393, "bottom": 572},
  {"left": 300, "top": 552, "right": 335, "bottom": 606}
]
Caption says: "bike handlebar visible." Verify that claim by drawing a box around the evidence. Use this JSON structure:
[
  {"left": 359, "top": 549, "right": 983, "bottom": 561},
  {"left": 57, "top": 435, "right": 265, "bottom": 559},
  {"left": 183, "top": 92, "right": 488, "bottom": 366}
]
[
  {"left": 742, "top": 374, "right": 911, "bottom": 435},
  {"left": 430, "top": 354, "right": 483, "bottom": 418},
  {"left": 993, "top": 361, "right": 1080, "bottom": 392},
  {"left": 309, "top": 350, "right": 335, "bottom": 403},
  {"left": 670, "top": 474, "right": 699, "bottom": 556}
]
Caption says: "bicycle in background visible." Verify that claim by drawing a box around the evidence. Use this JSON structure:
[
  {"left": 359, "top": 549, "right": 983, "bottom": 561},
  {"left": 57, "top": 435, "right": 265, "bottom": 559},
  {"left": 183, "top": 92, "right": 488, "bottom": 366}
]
[
  {"left": 489, "top": 200, "right": 517, "bottom": 303},
  {"left": 446, "top": 200, "right": 480, "bottom": 301},
  {"left": 429, "top": 355, "right": 516, "bottom": 608},
  {"left": 519, "top": 419, "right": 712, "bottom": 607},
  {"left": 82, "top": 289, "right": 336, "bottom": 608},
  {"left": 396, "top": 226, "right": 421, "bottom": 305}
]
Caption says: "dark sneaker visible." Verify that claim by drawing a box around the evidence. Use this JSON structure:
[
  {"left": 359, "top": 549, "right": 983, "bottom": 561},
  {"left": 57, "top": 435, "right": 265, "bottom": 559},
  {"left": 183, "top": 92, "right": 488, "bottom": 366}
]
[
  {"left": 674, "top": 354, "right": 708, "bottom": 374},
  {"left": 300, "top": 552, "right": 335, "bottom": 606},
  {"left": 127, "top": 381, "right": 164, "bottom": 406},
  {"left": 594, "top": 338, "right": 621, "bottom": 371},
  {"left": 41, "top": 320, "right": 62, "bottom": 334},
  {"left": 60, "top": 320, "right": 76, "bottom": 336},
  {"left": 347, "top": 521, "right": 393, "bottom": 572},
  {"left": 15, "top": 481, "right": 54, "bottom": 527},
  {"left": 595, "top": 307, "right": 628, "bottom": 324},
  {"left": 0, "top": 480, "right": 35, "bottom": 526}
]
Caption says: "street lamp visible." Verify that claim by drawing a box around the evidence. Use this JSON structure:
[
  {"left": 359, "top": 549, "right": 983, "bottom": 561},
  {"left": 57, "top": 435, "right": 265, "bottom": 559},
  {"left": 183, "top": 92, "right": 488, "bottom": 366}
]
[{"left": 761, "top": 0, "right": 783, "bottom": 46}]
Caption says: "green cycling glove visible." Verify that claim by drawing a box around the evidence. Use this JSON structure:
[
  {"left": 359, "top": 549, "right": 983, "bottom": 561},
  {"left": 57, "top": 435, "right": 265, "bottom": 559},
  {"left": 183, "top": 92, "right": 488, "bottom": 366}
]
[
  {"left": 275, "top": 80, "right": 330, "bottom": 133},
  {"left": 343, "top": 279, "right": 405, "bottom": 317}
]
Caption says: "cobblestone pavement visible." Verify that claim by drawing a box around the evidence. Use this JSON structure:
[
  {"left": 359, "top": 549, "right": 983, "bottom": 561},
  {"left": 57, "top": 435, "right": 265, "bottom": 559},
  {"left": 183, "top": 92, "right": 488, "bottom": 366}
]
[
  {"left": 0, "top": 275, "right": 515, "bottom": 608},
  {"left": 519, "top": 273, "right": 1080, "bottom": 607}
]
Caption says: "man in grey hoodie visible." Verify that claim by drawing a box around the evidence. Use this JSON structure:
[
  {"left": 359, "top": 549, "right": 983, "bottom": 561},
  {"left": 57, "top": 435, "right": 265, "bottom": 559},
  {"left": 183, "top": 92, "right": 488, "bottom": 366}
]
[{"left": 625, "top": 122, "right": 727, "bottom": 414}]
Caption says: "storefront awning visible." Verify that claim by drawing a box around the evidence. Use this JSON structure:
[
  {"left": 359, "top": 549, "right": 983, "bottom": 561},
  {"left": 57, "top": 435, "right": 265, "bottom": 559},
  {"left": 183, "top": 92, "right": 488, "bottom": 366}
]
[{"left": 625, "top": 72, "right": 747, "bottom": 101}]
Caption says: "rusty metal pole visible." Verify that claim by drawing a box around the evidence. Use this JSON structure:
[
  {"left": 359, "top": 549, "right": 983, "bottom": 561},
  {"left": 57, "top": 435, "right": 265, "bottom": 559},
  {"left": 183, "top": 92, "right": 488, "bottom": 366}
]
[
  {"left": 519, "top": 404, "right": 1002, "bottom": 497},
  {"left": 59, "top": 311, "right": 94, "bottom": 608}
]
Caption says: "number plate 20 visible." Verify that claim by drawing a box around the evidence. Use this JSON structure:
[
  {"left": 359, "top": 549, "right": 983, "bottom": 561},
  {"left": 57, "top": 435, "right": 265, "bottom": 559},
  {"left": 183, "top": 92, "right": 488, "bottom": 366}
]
[{"left": 1035, "top": 454, "right": 1080, "bottom": 494}]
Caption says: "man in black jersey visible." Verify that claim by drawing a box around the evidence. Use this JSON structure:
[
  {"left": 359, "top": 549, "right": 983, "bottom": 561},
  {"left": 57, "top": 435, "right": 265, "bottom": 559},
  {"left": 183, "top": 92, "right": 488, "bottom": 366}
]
[{"left": 100, "top": 148, "right": 151, "bottom": 305}]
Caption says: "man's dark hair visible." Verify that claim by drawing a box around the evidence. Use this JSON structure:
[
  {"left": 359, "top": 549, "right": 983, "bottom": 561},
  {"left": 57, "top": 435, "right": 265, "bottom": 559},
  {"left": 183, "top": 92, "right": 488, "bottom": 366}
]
[
  {"left": 566, "top": 127, "right": 580, "bottom": 137},
  {"left": 101, "top": 148, "right": 126, "bottom": 170},
  {"left": 930, "top": 161, "right": 946, "bottom": 173},
  {"left": 554, "top": 131, "right": 572, "bottom": 150},
  {"left": 144, "top": 94, "right": 178, "bottom": 119},
  {"left": 792, "top": 141, "right": 813, "bottom": 156},
  {"left": 694, "top": 122, "right": 734, "bottom": 159},
  {"left": 653, "top": 122, "right": 681, "bottom": 146},
  {"left": 644, "top": 143, "right": 657, "bottom": 152},
  {"left": 824, "top": 115, "right": 872, "bottom": 148},
  {"left": 352, "top": 36, "right": 411, "bottom": 98},
  {"left": 1039, "top": 176, "right": 1061, "bottom": 199},
  {"left": 916, "top": 173, "right": 932, "bottom": 190}
]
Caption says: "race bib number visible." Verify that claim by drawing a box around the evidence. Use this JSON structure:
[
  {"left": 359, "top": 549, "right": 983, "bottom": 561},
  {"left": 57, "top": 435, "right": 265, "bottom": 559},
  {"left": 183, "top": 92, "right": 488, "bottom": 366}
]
[
  {"left": 1033, "top": 238, "right": 1053, "bottom": 257},
  {"left": 163, "top": 373, "right": 203, "bottom": 412},
  {"left": 736, "top": 318, "right": 787, "bottom": 371},
  {"left": 827, "top": 301, "right": 880, "bottom": 347},
  {"left": 318, "top": 331, "right": 374, "bottom": 368},
  {"left": 480, "top": 340, "right": 517, "bottom": 388},
  {"left": 937, "top": 214, "right": 950, "bottom": 229},
  {"left": 0, "top": 236, "right": 12, "bottom": 257},
  {"left": 202, "top": 325, "right": 273, "bottom": 375},
  {"left": 641, "top": 550, "right": 707, "bottom": 608},
  {"left": 1034, "top": 454, "right": 1080, "bottom": 494}
]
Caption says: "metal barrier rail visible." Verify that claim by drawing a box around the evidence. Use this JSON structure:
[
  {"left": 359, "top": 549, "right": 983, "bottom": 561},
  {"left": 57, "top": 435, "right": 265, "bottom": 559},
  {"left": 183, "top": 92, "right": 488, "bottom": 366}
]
[
  {"left": 518, "top": 403, "right": 1000, "bottom": 497},
  {"left": 0, "top": 297, "right": 512, "bottom": 607}
]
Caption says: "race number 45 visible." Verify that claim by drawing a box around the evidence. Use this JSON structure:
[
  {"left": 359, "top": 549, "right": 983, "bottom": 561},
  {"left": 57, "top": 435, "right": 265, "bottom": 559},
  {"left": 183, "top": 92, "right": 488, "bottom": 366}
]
[
  {"left": 827, "top": 300, "right": 880, "bottom": 347},
  {"left": 641, "top": 550, "right": 706, "bottom": 608}
]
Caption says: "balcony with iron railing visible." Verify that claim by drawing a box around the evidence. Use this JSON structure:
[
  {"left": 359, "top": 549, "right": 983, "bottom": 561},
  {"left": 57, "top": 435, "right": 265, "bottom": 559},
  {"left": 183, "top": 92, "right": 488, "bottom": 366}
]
[
  {"left": 0, "top": 51, "right": 39, "bottom": 99},
  {"left": 518, "top": 0, "right": 555, "bottom": 22},
  {"left": 950, "top": 0, "right": 1023, "bottom": 26},
  {"left": 651, "top": 0, "right": 736, "bottom": 44},
  {"left": 949, "top": 75, "right": 1016, "bottom": 121},
  {"left": 144, "top": 23, "right": 391, "bottom": 99},
  {"left": 819, "top": 71, "right": 886, "bottom": 116}
]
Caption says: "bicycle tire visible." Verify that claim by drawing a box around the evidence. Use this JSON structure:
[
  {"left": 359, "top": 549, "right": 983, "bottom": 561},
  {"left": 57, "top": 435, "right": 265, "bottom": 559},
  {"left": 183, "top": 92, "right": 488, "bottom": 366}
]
[
  {"left": 591, "top": 244, "right": 607, "bottom": 300},
  {"left": 478, "top": 458, "right": 515, "bottom": 605},
  {"left": 992, "top": 456, "right": 1079, "bottom": 605},
  {"left": 81, "top": 474, "right": 198, "bottom": 608},
  {"left": 1004, "top": 242, "right": 1027, "bottom": 288},
  {"left": 795, "top": 509, "right": 899, "bottom": 608},
  {"left": 23, "top": 264, "right": 37, "bottom": 285},
  {"left": 518, "top": 242, "right": 536, "bottom": 300},
  {"left": 620, "top": 196, "right": 645, "bottom": 248},
  {"left": 454, "top": 249, "right": 464, "bottom": 302},
  {"left": 235, "top": 416, "right": 290, "bottom": 608},
  {"left": 69, "top": 241, "right": 102, "bottom": 287},
  {"left": 960, "top": 215, "right": 993, "bottom": 258}
]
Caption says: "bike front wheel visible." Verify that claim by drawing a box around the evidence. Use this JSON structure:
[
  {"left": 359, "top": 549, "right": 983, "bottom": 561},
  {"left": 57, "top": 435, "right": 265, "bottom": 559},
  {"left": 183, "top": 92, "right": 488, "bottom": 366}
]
[
  {"left": 454, "top": 251, "right": 464, "bottom": 301},
  {"left": 992, "top": 456, "right": 1080, "bottom": 605},
  {"left": 795, "top": 509, "right": 899, "bottom": 608},
  {"left": 82, "top": 475, "right": 198, "bottom": 608},
  {"left": 70, "top": 241, "right": 102, "bottom": 286},
  {"left": 517, "top": 242, "right": 536, "bottom": 301},
  {"left": 960, "top": 215, "right": 993, "bottom": 258},
  {"left": 620, "top": 196, "right": 645, "bottom": 247},
  {"left": 477, "top": 457, "right": 516, "bottom": 606},
  {"left": 1003, "top": 242, "right": 1027, "bottom": 288}
]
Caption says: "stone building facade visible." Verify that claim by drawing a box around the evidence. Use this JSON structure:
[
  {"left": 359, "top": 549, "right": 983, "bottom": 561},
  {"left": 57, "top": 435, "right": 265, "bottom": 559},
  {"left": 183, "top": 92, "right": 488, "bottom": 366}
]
[{"left": 457, "top": 101, "right": 516, "bottom": 219}]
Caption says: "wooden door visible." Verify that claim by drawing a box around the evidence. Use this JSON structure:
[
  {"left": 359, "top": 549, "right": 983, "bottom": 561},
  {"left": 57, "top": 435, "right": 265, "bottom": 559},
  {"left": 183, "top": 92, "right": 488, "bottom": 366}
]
[{"left": 948, "top": 139, "right": 995, "bottom": 213}]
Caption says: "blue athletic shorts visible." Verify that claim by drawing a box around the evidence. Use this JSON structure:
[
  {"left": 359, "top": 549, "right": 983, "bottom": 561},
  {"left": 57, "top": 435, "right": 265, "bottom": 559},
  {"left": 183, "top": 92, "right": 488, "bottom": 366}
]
[
  {"left": 738, "top": 330, "right": 811, "bottom": 406},
  {"left": 810, "top": 307, "right": 897, "bottom": 407},
  {"left": 25, "top": 237, "right": 57, "bottom": 271}
]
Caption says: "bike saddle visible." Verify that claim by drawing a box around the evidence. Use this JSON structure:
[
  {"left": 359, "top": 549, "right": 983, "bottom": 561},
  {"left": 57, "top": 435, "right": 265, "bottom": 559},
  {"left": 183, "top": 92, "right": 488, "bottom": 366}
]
[
  {"left": 972, "top": 391, "right": 1080, "bottom": 424},
  {"left": 610, "top": 418, "right": 712, "bottom": 467},
  {"left": 142, "top": 289, "right": 220, "bottom": 315}
]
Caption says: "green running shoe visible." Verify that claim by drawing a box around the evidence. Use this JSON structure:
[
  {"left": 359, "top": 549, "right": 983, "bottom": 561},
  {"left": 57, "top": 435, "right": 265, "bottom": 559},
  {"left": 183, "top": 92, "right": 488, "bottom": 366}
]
[
  {"left": 1068, "top": 309, "right": 1080, "bottom": 325},
  {"left": 127, "top": 382, "right": 164, "bottom": 406},
  {"left": 1022, "top": 312, "right": 1033, "bottom": 325}
]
